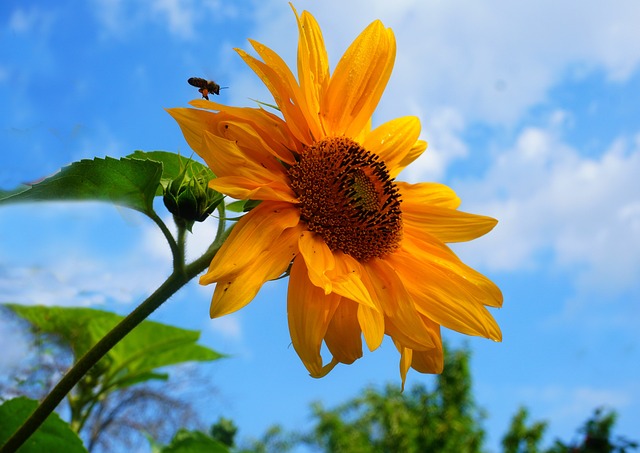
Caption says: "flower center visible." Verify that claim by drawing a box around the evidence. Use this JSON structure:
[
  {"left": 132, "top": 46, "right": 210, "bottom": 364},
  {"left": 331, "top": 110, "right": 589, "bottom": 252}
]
[{"left": 288, "top": 136, "right": 403, "bottom": 261}]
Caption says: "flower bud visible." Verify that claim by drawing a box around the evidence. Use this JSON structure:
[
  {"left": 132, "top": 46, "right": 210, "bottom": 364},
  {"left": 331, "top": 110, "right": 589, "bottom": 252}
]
[{"left": 163, "top": 164, "right": 221, "bottom": 229}]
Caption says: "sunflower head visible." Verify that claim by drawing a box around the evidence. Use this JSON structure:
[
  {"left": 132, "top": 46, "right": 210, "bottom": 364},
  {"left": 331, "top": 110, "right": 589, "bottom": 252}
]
[
  {"left": 289, "top": 136, "right": 403, "bottom": 261},
  {"left": 168, "top": 5, "right": 502, "bottom": 387}
]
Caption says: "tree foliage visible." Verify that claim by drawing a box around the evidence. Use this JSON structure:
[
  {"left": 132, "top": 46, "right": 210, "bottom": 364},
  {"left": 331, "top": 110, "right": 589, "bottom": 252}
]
[
  {"left": 242, "top": 346, "right": 637, "bottom": 453},
  {"left": 546, "top": 408, "right": 638, "bottom": 453},
  {"left": 298, "top": 347, "right": 485, "bottom": 453},
  {"left": 502, "top": 407, "right": 547, "bottom": 453},
  {"left": 1, "top": 304, "right": 225, "bottom": 452}
]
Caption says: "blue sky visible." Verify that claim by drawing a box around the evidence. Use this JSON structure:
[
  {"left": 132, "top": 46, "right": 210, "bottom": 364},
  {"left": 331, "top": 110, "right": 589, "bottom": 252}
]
[{"left": 2, "top": 0, "right": 640, "bottom": 450}]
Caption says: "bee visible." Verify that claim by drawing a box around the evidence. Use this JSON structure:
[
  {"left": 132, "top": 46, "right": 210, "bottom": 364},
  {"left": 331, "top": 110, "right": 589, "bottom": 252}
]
[{"left": 188, "top": 77, "right": 225, "bottom": 100}]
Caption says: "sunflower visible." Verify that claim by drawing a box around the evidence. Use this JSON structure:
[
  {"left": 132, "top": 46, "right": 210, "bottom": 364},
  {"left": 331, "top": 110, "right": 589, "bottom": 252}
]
[{"left": 168, "top": 6, "right": 502, "bottom": 386}]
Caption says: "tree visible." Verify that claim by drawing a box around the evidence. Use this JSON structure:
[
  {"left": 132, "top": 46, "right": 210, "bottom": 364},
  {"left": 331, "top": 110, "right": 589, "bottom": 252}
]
[
  {"left": 546, "top": 408, "right": 638, "bottom": 453},
  {"left": 502, "top": 407, "right": 547, "bottom": 453},
  {"left": 0, "top": 304, "right": 224, "bottom": 452},
  {"left": 246, "top": 345, "right": 486, "bottom": 453}
]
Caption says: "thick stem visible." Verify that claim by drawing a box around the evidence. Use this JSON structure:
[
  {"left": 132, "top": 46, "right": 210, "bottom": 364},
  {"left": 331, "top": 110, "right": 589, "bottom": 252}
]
[{"left": 0, "top": 243, "right": 219, "bottom": 453}]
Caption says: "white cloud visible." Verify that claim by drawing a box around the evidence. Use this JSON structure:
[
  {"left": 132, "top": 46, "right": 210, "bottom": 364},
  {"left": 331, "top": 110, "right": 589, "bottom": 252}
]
[
  {"left": 520, "top": 384, "right": 633, "bottom": 422},
  {"left": 8, "top": 7, "right": 55, "bottom": 35},
  {"left": 0, "top": 204, "right": 175, "bottom": 308},
  {"left": 456, "top": 122, "right": 640, "bottom": 294},
  {"left": 208, "top": 315, "right": 242, "bottom": 341},
  {"left": 151, "top": 0, "right": 196, "bottom": 39},
  {"left": 92, "top": 0, "right": 196, "bottom": 39},
  {"left": 400, "top": 107, "right": 468, "bottom": 182},
  {"left": 89, "top": 0, "right": 241, "bottom": 40},
  {"left": 247, "top": 0, "right": 640, "bottom": 125}
]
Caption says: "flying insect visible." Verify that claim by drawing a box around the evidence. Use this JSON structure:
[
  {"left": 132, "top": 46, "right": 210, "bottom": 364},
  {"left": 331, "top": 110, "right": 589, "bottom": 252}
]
[{"left": 188, "top": 77, "right": 225, "bottom": 100}]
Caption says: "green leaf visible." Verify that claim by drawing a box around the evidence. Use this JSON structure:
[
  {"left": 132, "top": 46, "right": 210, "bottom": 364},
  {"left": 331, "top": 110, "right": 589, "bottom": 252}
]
[
  {"left": 4, "top": 304, "right": 225, "bottom": 391},
  {"left": 110, "top": 371, "right": 170, "bottom": 389},
  {"left": 226, "top": 199, "right": 261, "bottom": 213},
  {"left": 225, "top": 199, "right": 247, "bottom": 212},
  {"left": 0, "top": 157, "right": 163, "bottom": 215},
  {"left": 0, "top": 187, "right": 29, "bottom": 199},
  {"left": 156, "top": 429, "right": 230, "bottom": 453},
  {"left": 127, "top": 151, "right": 215, "bottom": 196},
  {"left": 0, "top": 397, "right": 88, "bottom": 453}
]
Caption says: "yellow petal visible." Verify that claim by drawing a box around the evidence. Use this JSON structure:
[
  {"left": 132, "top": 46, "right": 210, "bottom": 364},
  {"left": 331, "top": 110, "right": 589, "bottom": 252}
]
[
  {"left": 210, "top": 225, "right": 301, "bottom": 318},
  {"left": 398, "top": 139, "right": 427, "bottom": 172},
  {"left": 188, "top": 100, "right": 298, "bottom": 165},
  {"left": 411, "top": 348, "right": 444, "bottom": 374},
  {"left": 201, "top": 132, "right": 293, "bottom": 198},
  {"left": 212, "top": 118, "right": 294, "bottom": 175},
  {"left": 209, "top": 176, "right": 297, "bottom": 203},
  {"left": 403, "top": 205, "right": 498, "bottom": 243},
  {"left": 357, "top": 304, "right": 385, "bottom": 352},
  {"left": 326, "top": 252, "right": 377, "bottom": 310},
  {"left": 386, "top": 247, "right": 502, "bottom": 341},
  {"left": 363, "top": 116, "right": 423, "bottom": 178},
  {"left": 403, "top": 234, "right": 503, "bottom": 309},
  {"left": 295, "top": 7, "right": 330, "bottom": 139},
  {"left": 324, "top": 298, "right": 363, "bottom": 364},
  {"left": 236, "top": 46, "right": 314, "bottom": 145},
  {"left": 394, "top": 341, "right": 413, "bottom": 391},
  {"left": 200, "top": 202, "right": 300, "bottom": 283},
  {"left": 397, "top": 181, "right": 461, "bottom": 209},
  {"left": 288, "top": 257, "right": 341, "bottom": 376},
  {"left": 365, "top": 258, "right": 436, "bottom": 350},
  {"left": 166, "top": 107, "right": 217, "bottom": 156},
  {"left": 410, "top": 322, "right": 444, "bottom": 374},
  {"left": 323, "top": 20, "right": 396, "bottom": 137},
  {"left": 298, "top": 230, "right": 335, "bottom": 294}
]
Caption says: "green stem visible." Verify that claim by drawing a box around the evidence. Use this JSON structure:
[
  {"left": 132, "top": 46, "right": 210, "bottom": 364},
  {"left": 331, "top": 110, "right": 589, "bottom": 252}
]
[
  {"left": 0, "top": 238, "right": 221, "bottom": 453},
  {"left": 148, "top": 211, "right": 180, "bottom": 267}
]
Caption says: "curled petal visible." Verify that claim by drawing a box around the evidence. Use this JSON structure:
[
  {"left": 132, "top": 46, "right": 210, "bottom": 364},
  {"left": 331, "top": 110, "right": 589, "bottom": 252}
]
[
  {"left": 325, "top": 298, "right": 363, "bottom": 364},
  {"left": 166, "top": 107, "right": 217, "bottom": 155},
  {"left": 363, "top": 116, "right": 423, "bottom": 178},
  {"left": 298, "top": 231, "right": 336, "bottom": 294},
  {"left": 189, "top": 100, "right": 298, "bottom": 164},
  {"left": 411, "top": 326, "right": 444, "bottom": 374},
  {"left": 288, "top": 257, "right": 341, "bottom": 376},
  {"left": 327, "top": 252, "right": 377, "bottom": 311},
  {"left": 398, "top": 140, "right": 427, "bottom": 173},
  {"left": 202, "top": 132, "right": 296, "bottom": 203}
]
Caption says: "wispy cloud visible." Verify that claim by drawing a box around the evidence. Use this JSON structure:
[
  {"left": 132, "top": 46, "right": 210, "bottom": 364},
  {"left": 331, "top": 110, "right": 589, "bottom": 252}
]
[
  {"left": 248, "top": 1, "right": 640, "bottom": 125},
  {"left": 7, "top": 6, "right": 55, "bottom": 36},
  {"left": 89, "top": 0, "right": 240, "bottom": 40},
  {"left": 150, "top": 0, "right": 197, "bottom": 39},
  {"left": 519, "top": 384, "right": 634, "bottom": 421},
  {"left": 458, "top": 119, "right": 640, "bottom": 295},
  {"left": 0, "top": 204, "right": 176, "bottom": 308}
]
